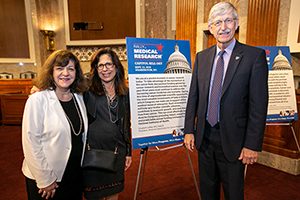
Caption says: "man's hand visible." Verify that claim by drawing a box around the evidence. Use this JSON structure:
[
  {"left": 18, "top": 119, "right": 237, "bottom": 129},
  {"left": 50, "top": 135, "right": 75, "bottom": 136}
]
[
  {"left": 184, "top": 134, "right": 195, "bottom": 152},
  {"left": 238, "top": 147, "right": 258, "bottom": 165}
]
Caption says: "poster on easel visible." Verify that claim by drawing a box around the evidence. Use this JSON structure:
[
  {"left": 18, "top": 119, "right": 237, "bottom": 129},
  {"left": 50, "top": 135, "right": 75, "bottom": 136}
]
[
  {"left": 259, "top": 46, "right": 298, "bottom": 122},
  {"left": 126, "top": 37, "right": 192, "bottom": 149}
]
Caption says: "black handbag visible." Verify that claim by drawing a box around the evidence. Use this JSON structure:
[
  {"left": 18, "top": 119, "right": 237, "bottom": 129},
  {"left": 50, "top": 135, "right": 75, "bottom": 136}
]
[{"left": 82, "top": 143, "right": 118, "bottom": 172}]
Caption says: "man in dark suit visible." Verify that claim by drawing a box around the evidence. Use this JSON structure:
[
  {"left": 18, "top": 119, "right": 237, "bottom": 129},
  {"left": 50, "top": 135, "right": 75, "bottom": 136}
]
[{"left": 184, "top": 2, "right": 268, "bottom": 200}]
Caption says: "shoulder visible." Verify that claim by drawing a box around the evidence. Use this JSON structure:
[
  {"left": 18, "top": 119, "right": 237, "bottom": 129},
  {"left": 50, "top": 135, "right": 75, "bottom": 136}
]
[
  {"left": 24, "top": 90, "right": 54, "bottom": 111},
  {"left": 196, "top": 45, "right": 215, "bottom": 57},
  {"left": 73, "top": 92, "right": 83, "bottom": 100},
  {"left": 235, "top": 41, "right": 265, "bottom": 55},
  {"left": 194, "top": 46, "right": 216, "bottom": 63},
  {"left": 27, "top": 90, "right": 50, "bottom": 102},
  {"left": 83, "top": 90, "right": 97, "bottom": 100}
]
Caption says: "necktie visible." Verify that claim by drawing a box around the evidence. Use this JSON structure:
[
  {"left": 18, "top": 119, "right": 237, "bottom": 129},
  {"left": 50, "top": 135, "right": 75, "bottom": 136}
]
[{"left": 207, "top": 50, "right": 225, "bottom": 127}]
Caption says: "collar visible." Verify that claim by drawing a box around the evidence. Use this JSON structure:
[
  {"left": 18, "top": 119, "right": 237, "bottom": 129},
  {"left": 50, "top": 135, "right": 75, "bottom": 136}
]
[{"left": 216, "top": 38, "right": 236, "bottom": 56}]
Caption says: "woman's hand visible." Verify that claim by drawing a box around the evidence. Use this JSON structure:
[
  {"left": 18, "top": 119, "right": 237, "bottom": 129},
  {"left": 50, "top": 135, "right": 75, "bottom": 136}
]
[
  {"left": 124, "top": 156, "right": 132, "bottom": 171},
  {"left": 38, "top": 181, "right": 59, "bottom": 199}
]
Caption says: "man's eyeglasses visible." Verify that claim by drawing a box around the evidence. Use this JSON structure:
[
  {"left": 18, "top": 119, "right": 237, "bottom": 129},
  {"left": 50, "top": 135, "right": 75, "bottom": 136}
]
[
  {"left": 212, "top": 18, "right": 236, "bottom": 27},
  {"left": 97, "top": 62, "right": 114, "bottom": 70}
]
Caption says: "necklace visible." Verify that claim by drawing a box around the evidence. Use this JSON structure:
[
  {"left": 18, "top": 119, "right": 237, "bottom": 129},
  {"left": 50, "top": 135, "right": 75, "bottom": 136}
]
[
  {"left": 106, "top": 95, "right": 119, "bottom": 123},
  {"left": 108, "top": 94, "right": 117, "bottom": 104},
  {"left": 103, "top": 83, "right": 119, "bottom": 123},
  {"left": 64, "top": 94, "right": 83, "bottom": 136}
]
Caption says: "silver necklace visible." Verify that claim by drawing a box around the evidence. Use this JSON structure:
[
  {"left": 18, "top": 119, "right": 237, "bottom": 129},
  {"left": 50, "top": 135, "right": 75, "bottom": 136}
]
[
  {"left": 64, "top": 94, "right": 83, "bottom": 136},
  {"left": 106, "top": 95, "right": 118, "bottom": 123},
  {"left": 103, "top": 83, "right": 119, "bottom": 123}
]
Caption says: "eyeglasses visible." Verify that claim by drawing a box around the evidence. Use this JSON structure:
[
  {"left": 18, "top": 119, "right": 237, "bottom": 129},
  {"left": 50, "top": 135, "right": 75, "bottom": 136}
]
[
  {"left": 212, "top": 18, "right": 236, "bottom": 27},
  {"left": 97, "top": 62, "right": 114, "bottom": 70}
]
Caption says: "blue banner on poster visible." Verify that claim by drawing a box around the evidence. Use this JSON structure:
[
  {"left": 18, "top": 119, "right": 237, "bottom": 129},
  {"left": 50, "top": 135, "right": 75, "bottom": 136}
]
[
  {"left": 259, "top": 46, "right": 298, "bottom": 122},
  {"left": 126, "top": 37, "right": 191, "bottom": 74},
  {"left": 126, "top": 37, "right": 192, "bottom": 149}
]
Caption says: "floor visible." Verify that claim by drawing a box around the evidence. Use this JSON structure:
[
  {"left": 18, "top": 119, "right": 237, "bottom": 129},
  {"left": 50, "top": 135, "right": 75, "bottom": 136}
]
[{"left": 1, "top": 125, "right": 299, "bottom": 200}]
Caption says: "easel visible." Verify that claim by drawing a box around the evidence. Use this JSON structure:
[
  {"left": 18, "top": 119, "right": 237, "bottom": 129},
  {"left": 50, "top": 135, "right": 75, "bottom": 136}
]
[
  {"left": 266, "top": 121, "right": 300, "bottom": 153},
  {"left": 133, "top": 143, "right": 201, "bottom": 200}
]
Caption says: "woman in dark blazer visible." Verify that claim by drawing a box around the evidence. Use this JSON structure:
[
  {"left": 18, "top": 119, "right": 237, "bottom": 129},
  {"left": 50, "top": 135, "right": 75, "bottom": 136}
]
[{"left": 83, "top": 48, "right": 132, "bottom": 200}]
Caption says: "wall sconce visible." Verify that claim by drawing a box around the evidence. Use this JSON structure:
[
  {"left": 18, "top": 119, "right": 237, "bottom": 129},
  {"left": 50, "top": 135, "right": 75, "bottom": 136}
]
[{"left": 40, "top": 30, "right": 55, "bottom": 51}]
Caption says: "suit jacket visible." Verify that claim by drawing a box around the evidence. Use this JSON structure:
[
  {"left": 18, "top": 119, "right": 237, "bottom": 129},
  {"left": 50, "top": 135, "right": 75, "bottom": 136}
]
[
  {"left": 22, "top": 90, "right": 88, "bottom": 188},
  {"left": 184, "top": 41, "right": 268, "bottom": 161}
]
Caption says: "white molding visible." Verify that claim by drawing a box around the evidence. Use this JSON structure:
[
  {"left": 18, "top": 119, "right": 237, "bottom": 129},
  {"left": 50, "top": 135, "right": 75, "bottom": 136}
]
[
  {"left": 135, "top": 0, "right": 141, "bottom": 37},
  {"left": 64, "top": 0, "right": 140, "bottom": 46},
  {"left": 171, "top": 0, "right": 176, "bottom": 31},
  {"left": 0, "top": 0, "right": 36, "bottom": 63},
  {"left": 287, "top": 0, "right": 300, "bottom": 53}
]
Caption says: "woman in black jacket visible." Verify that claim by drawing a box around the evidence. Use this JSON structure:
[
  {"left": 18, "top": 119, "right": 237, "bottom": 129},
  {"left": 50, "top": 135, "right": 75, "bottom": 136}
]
[{"left": 83, "top": 48, "right": 132, "bottom": 200}]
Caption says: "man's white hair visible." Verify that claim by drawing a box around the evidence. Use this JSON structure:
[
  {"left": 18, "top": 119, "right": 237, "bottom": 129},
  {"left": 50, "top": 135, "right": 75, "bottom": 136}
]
[{"left": 208, "top": 2, "right": 238, "bottom": 26}]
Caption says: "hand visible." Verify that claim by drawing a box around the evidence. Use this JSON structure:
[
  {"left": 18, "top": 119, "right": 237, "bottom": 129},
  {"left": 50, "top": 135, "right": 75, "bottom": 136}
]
[
  {"left": 238, "top": 147, "right": 258, "bottom": 165},
  {"left": 38, "top": 181, "right": 58, "bottom": 199},
  {"left": 124, "top": 156, "right": 132, "bottom": 171},
  {"left": 184, "top": 134, "right": 195, "bottom": 152},
  {"left": 30, "top": 85, "right": 40, "bottom": 94}
]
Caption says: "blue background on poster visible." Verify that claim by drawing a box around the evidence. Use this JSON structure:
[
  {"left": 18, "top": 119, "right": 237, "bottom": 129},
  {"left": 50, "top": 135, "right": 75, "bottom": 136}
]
[
  {"left": 132, "top": 134, "right": 184, "bottom": 149},
  {"left": 126, "top": 37, "right": 191, "bottom": 74},
  {"left": 258, "top": 46, "right": 291, "bottom": 70}
]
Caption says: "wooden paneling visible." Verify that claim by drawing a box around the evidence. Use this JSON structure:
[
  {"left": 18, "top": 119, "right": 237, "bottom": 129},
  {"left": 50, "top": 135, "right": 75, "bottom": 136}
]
[
  {"left": 68, "top": 0, "right": 136, "bottom": 40},
  {"left": 0, "top": 94, "right": 28, "bottom": 125},
  {"left": 0, "top": 79, "right": 32, "bottom": 125},
  {"left": 246, "top": 0, "right": 280, "bottom": 46},
  {"left": 0, "top": 0, "right": 30, "bottom": 58},
  {"left": 0, "top": 79, "right": 33, "bottom": 95},
  {"left": 263, "top": 93, "right": 300, "bottom": 159},
  {"left": 176, "top": 0, "right": 197, "bottom": 65}
]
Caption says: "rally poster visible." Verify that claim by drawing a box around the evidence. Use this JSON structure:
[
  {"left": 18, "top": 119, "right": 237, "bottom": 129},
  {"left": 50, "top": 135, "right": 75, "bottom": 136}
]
[{"left": 126, "top": 37, "right": 192, "bottom": 149}]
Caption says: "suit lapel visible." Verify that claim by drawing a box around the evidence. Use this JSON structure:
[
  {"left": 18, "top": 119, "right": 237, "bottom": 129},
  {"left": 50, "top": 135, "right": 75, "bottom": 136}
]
[
  {"left": 221, "top": 42, "right": 243, "bottom": 96},
  {"left": 203, "top": 46, "right": 216, "bottom": 96}
]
